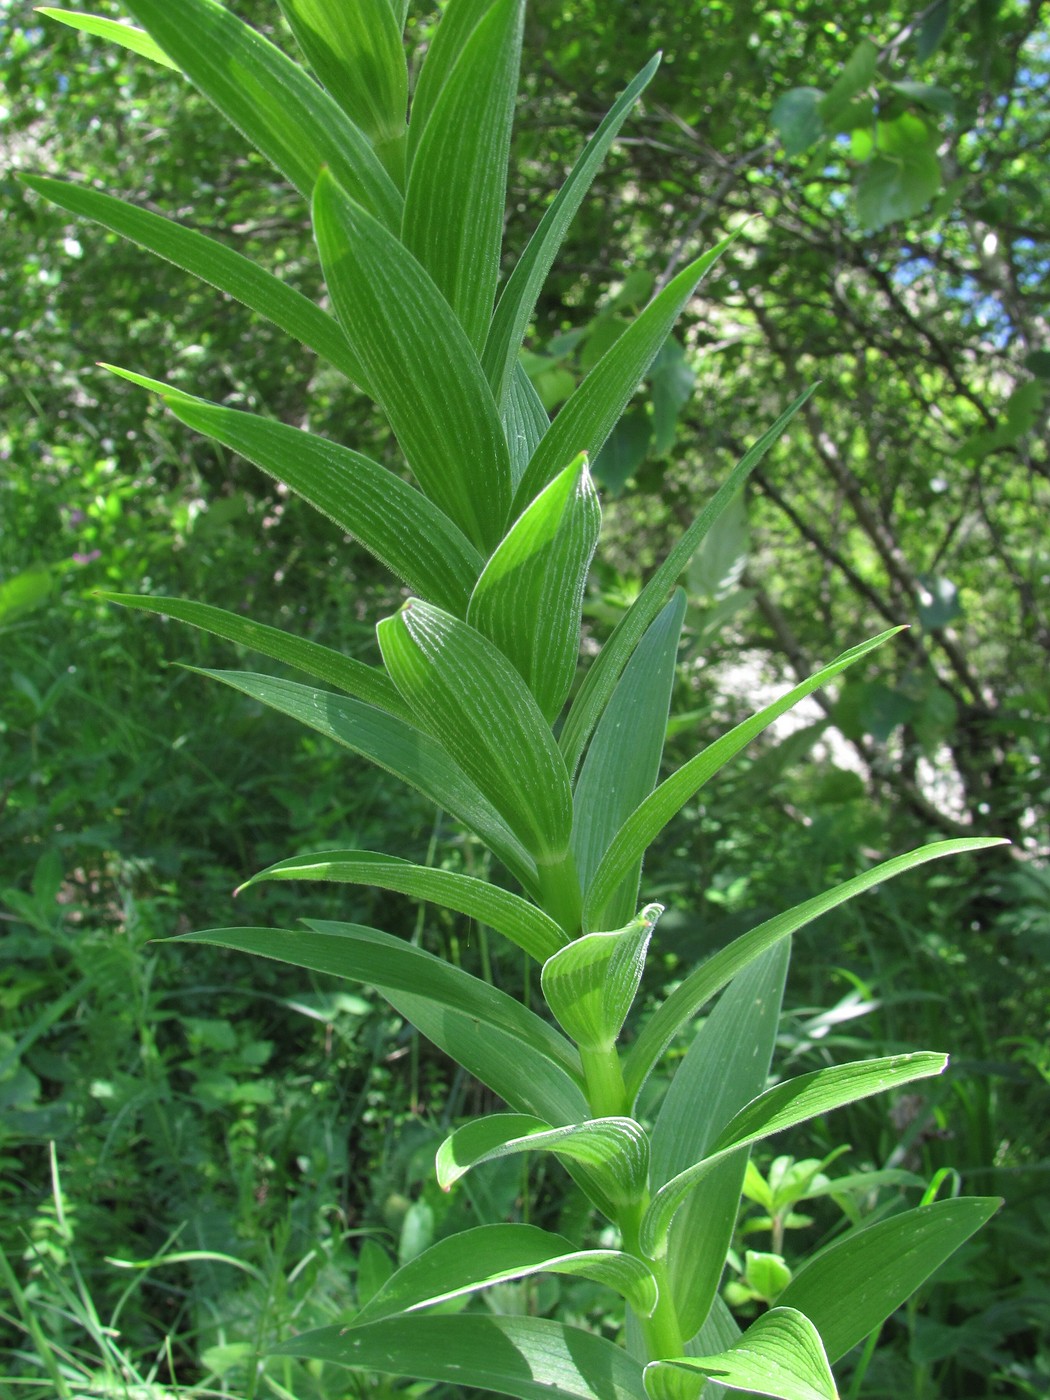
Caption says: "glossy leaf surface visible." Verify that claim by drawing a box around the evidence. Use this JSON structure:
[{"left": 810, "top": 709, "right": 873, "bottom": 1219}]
[
  {"left": 313, "top": 170, "right": 511, "bottom": 550},
  {"left": 355, "top": 1223, "right": 658, "bottom": 1322},
  {"left": 122, "top": 0, "right": 401, "bottom": 227},
  {"left": 238, "top": 849, "right": 566, "bottom": 962},
  {"left": 624, "top": 838, "right": 1006, "bottom": 1100},
  {"left": 378, "top": 602, "right": 574, "bottom": 864},
  {"left": 403, "top": 0, "right": 524, "bottom": 349},
  {"left": 641, "top": 1053, "right": 947, "bottom": 1258},
  {"left": 273, "top": 1313, "right": 647, "bottom": 1400},
  {"left": 468, "top": 454, "right": 600, "bottom": 722},
  {"left": 647, "top": 1308, "right": 837, "bottom": 1400}
]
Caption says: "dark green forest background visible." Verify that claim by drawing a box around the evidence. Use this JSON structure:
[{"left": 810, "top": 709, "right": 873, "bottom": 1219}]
[{"left": 1, "top": 0, "right": 1047, "bottom": 1395}]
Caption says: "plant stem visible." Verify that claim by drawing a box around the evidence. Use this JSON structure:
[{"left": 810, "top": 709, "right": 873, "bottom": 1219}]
[
  {"left": 580, "top": 1042, "right": 629, "bottom": 1118},
  {"left": 619, "top": 1200, "right": 685, "bottom": 1362},
  {"left": 536, "top": 848, "right": 582, "bottom": 935}
]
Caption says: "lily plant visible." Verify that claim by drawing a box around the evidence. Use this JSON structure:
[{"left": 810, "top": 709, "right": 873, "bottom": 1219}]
[{"left": 29, "top": 1, "right": 1003, "bottom": 1396}]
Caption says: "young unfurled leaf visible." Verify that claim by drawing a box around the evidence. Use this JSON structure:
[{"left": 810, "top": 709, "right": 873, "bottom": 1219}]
[
  {"left": 403, "top": 0, "right": 524, "bottom": 350},
  {"left": 121, "top": 0, "right": 401, "bottom": 229},
  {"left": 100, "top": 593, "right": 409, "bottom": 720},
  {"left": 778, "top": 1197, "right": 1001, "bottom": 1362},
  {"left": 274, "top": 1313, "right": 647, "bottom": 1400},
  {"left": 560, "top": 388, "right": 816, "bottom": 777},
  {"left": 623, "top": 838, "right": 1006, "bottom": 1101},
  {"left": 99, "top": 367, "right": 482, "bottom": 615},
  {"left": 238, "top": 849, "right": 567, "bottom": 963},
  {"left": 484, "top": 55, "right": 661, "bottom": 412},
  {"left": 640, "top": 1053, "right": 947, "bottom": 1258},
  {"left": 313, "top": 170, "right": 512, "bottom": 552},
  {"left": 277, "top": 0, "right": 408, "bottom": 175},
  {"left": 378, "top": 601, "right": 574, "bottom": 870},
  {"left": 355, "top": 1223, "right": 658, "bottom": 1323},
  {"left": 582, "top": 629, "right": 903, "bottom": 928},
  {"left": 37, "top": 9, "right": 178, "bottom": 68},
  {"left": 188, "top": 668, "right": 538, "bottom": 891},
  {"left": 573, "top": 592, "right": 685, "bottom": 931},
  {"left": 541, "top": 904, "right": 661, "bottom": 1051},
  {"left": 645, "top": 1307, "right": 838, "bottom": 1400},
  {"left": 511, "top": 238, "right": 734, "bottom": 514},
  {"left": 467, "top": 453, "right": 600, "bottom": 722},
  {"left": 438, "top": 1114, "right": 650, "bottom": 1209},
  {"left": 20, "top": 177, "right": 367, "bottom": 388}
]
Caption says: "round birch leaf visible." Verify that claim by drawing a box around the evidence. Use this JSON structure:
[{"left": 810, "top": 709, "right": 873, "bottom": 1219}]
[
  {"left": 468, "top": 453, "right": 600, "bottom": 723},
  {"left": 356, "top": 1223, "right": 658, "bottom": 1323},
  {"left": 541, "top": 903, "right": 662, "bottom": 1049},
  {"left": 645, "top": 1307, "right": 838, "bottom": 1400},
  {"left": 438, "top": 1114, "right": 650, "bottom": 1207},
  {"left": 378, "top": 600, "right": 574, "bottom": 864}
]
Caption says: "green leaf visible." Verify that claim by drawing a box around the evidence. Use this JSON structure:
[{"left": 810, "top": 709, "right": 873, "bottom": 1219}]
[
  {"left": 276, "top": 0, "right": 407, "bottom": 157},
  {"left": 189, "top": 668, "right": 538, "bottom": 891},
  {"left": 407, "top": 0, "right": 500, "bottom": 164},
  {"left": 625, "top": 839, "right": 1006, "bottom": 1103},
  {"left": 647, "top": 1308, "right": 837, "bottom": 1400},
  {"left": 37, "top": 9, "right": 178, "bottom": 68},
  {"left": 505, "top": 365, "right": 552, "bottom": 486},
  {"left": 468, "top": 453, "right": 600, "bottom": 723},
  {"left": 820, "top": 39, "right": 878, "bottom": 128},
  {"left": 378, "top": 602, "right": 574, "bottom": 867},
  {"left": 483, "top": 55, "right": 661, "bottom": 412},
  {"left": 238, "top": 850, "right": 566, "bottom": 963},
  {"left": 653, "top": 943, "right": 789, "bottom": 1339},
  {"left": 100, "top": 593, "right": 408, "bottom": 719},
  {"left": 779, "top": 1197, "right": 1001, "bottom": 1361},
  {"left": 438, "top": 1114, "right": 650, "bottom": 1208},
  {"left": 560, "top": 388, "right": 815, "bottom": 779},
  {"left": 19, "top": 176, "right": 365, "bottom": 387},
  {"left": 541, "top": 904, "right": 662, "bottom": 1051},
  {"left": 856, "top": 115, "right": 941, "bottom": 231},
  {"left": 916, "top": 0, "right": 951, "bottom": 62},
  {"left": 313, "top": 170, "right": 512, "bottom": 551},
  {"left": 583, "top": 629, "right": 901, "bottom": 929},
  {"left": 573, "top": 592, "right": 685, "bottom": 930},
  {"left": 121, "top": 0, "right": 401, "bottom": 228},
  {"left": 403, "top": 0, "right": 524, "bottom": 350},
  {"left": 771, "top": 88, "right": 826, "bottom": 156},
  {"left": 273, "top": 1313, "right": 647, "bottom": 1400},
  {"left": 511, "top": 239, "right": 734, "bottom": 514},
  {"left": 593, "top": 408, "right": 653, "bottom": 494},
  {"left": 641, "top": 1053, "right": 947, "bottom": 1258},
  {"left": 650, "top": 337, "right": 696, "bottom": 455},
  {"left": 177, "top": 921, "right": 581, "bottom": 1086},
  {"left": 0, "top": 566, "right": 52, "bottom": 626},
  {"left": 99, "top": 368, "right": 481, "bottom": 615},
  {"left": 355, "top": 1223, "right": 657, "bottom": 1323}
]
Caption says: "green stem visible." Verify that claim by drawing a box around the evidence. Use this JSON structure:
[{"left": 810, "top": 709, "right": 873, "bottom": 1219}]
[
  {"left": 579, "top": 1042, "right": 629, "bottom": 1118},
  {"left": 536, "top": 847, "right": 582, "bottom": 936},
  {"left": 619, "top": 1200, "right": 685, "bottom": 1362}
]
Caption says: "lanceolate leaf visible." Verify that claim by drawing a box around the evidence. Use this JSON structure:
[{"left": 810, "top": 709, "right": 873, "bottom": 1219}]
[
  {"left": 483, "top": 55, "right": 661, "bottom": 411},
  {"left": 121, "top": 0, "right": 401, "bottom": 229},
  {"left": 355, "top": 1223, "right": 658, "bottom": 1323},
  {"left": 100, "top": 593, "right": 409, "bottom": 720},
  {"left": 176, "top": 922, "right": 582, "bottom": 1085},
  {"left": 640, "top": 1053, "right": 947, "bottom": 1258},
  {"left": 623, "top": 838, "right": 1006, "bottom": 1102},
  {"left": 512, "top": 239, "right": 734, "bottom": 514},
  {"left": 468, "top": 454, "right": 600, "bottom": 723},
  {"left": 541, "top": 904, "right": 662, "bottom": 1051},
  {"left": 438, "top": 1114, "right": 650, "bottom": 1208},
  {"left": 582, "top": 629, "right": 902, "bottom": 928},
  {"left": 100, "top": 368, "right": 482, "bottom": 615},
  {"left": 646, "top": 1308, "right": 837, "bottom": 1400},
  {"left": 505, "top": 365, "right": 552, "bottom": 485},
  {"left": 19, "top": 177, "right": 366, "bottom": 387},
  {"left": 573, "top": 592, "right": 685, "bottom": 931},
  {"left": 403, "top": 0, "right": 525, "bottom": 350},
  {"left": 276, "top": 0, "right": 408, "bottom": 157},
  {"left": 313, "top": 170, "right": 512, "bottom": 551},
  {"left": 189, "top": 668, "right": 538, "bottom": 891},
  {"left": 273, "top": 1313, "right": 647, "bottom": 1400},
  {"left": 560, "top": 388, "right": 816, "bottom": 778},
  {"left": 378, "top": 602, "right": 574, "bottom": 866},
  {"left": 37, "top": 9, "right": 178, "bottom": 67},
  {"left": 406, "top": 0, "right": 498, "bottom": 165},
  {"left": 778, "top": 1197, "right": 1002, "bottom": 1362},
  {"left": 238, "top": 849, "right": 567, "bottom": 962}
]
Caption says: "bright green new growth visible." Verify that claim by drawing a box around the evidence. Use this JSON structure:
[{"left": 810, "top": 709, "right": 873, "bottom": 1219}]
[{"left": 35, "top": 2, "right": 1005, "bottom": 1396}]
